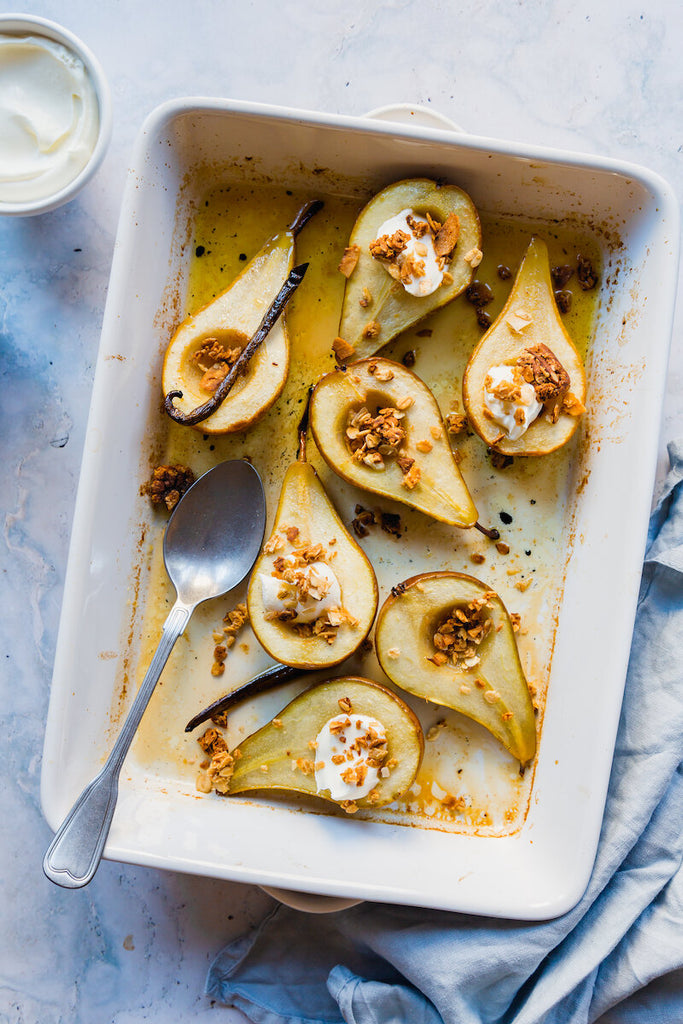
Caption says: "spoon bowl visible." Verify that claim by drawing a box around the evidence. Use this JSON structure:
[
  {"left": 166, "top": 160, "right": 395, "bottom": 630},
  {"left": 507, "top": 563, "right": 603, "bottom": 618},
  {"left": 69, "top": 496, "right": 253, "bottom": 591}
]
[
  {"left": 43, "top": 459, "right": 266, "bottom": 888},
  {"left": 165, "top": 459, "right": 266, "bottom": 605}
]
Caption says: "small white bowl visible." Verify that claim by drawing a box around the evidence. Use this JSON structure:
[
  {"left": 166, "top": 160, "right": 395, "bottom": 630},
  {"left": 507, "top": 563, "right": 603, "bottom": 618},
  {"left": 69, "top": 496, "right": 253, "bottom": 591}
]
[{"left": 0, "top": 13, "right": 112, "bottom": 216}]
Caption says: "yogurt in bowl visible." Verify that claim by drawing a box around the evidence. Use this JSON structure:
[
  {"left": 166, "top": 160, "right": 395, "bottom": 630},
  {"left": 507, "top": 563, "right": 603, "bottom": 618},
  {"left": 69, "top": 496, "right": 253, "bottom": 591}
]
[{"left": 0, "top": 15, "right": 111, "bottom": 215}]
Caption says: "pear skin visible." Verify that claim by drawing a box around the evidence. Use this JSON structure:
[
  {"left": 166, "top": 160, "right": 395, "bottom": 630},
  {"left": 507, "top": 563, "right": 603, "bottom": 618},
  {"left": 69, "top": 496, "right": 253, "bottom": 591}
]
[
  {"left": 338, "top": 178, "right": 482, "bottom": 360},
  {"left": 226, "top": 677, "right": 424, "bottom": 809},
  {"left": 309, "top": 357, "right": 477, "bottom": 527},
  {"left": 463, "top": 236, "right": 587, "bottom": 455},
  {"left": 162, "top": 230, "right": 294, "bottom": 434},
  {"left": 247, "top": 461, "right": 378, "bottom": 669},
  {"left": 375, "top": 572, "right": 537, "bottom": 765}
]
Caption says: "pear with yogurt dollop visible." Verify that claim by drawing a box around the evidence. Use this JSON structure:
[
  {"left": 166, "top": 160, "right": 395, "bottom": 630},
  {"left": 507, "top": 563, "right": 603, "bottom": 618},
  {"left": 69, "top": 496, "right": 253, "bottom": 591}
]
[
  {"left": 247, "top": 443, "right": 378, "bottom": 670},
  {"left": 462, "top": 236, "right": 587, "bottom": 456},
  {"left": 309, "top": 357, "right": 477, "bottom": 527},
  {"left": 226, "top": 677, "right": 424, "bottom": 809},
  {"left": 375, "top": 572, "right": 537, "bottom": 766},
  {"left": 336, "top": 178, "right": 481, "bottom": 360}
]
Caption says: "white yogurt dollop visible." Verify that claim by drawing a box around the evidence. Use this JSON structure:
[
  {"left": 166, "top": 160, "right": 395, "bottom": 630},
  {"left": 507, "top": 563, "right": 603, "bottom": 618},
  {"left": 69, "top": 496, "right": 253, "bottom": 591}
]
[
  {"left": 259, "top": 561, "right": 342, "bottom": 623},
  {"left": 0, "top": 34, "right": 99, "bottom": 203},
  {"left": 484, "top": 365, "right": 542, "bottom": 441},
  {"left": 314, "top": 714, "right": 387, "bottom": 801},
  {"left": 373, "top": 208, "right": 444, "bottom": 297}
]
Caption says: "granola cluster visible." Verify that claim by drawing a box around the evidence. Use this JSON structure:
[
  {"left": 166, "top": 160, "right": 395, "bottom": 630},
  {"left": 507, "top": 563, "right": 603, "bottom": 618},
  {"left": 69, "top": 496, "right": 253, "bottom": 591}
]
[
  {"left": 485, "top": 342, "right": 585, "bottom": 431},
  {"left": 517, "top": 343, "right": 571, "bottom": 402},
  {"left": 196, "top": 727, "right": 237, "bottom": 794},
  {"left": 264, "top": 538, "right": 357, "bottom": 644},
  {"left": 143, "top": 464, "right": 195, "bottom": 511},
  {"left": 192, "top": 336, "right": 244, "bottom": 393},
  {"left": 428, "top": 594, "right": 495, "bottom": 670},
  {"left": 445, "top": 411, "right": 468, "bottom": 435},
  {"left": 344, "top": 372, "right": 423, "bottom": 489},
  {"left": 369, "top": 227, "right": 410, "bottom": 262},
  {"left": 368, "top": 210, "right": 460, "bottom": 288},
  {"left": 293, "top": 697, "right": 398, "bottom": 814},
  {"left": 210, "top": 603, "right": 249, "bottom": 679},
  {"left": 327, "top": 715, "right": 390, "bottom": 775},
  {"left": 345, "top": 404, "right": 407, "bottom": 469},
  {"left": 484, "top": 364, "right": 538, "bottom": 431}
]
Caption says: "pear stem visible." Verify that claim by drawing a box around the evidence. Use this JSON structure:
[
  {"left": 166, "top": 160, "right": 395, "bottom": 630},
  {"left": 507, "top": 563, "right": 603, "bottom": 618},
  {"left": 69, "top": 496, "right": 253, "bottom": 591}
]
[
  {"left": 296, "top": 384, "right": 315, "bottom": 462},
  {"left": 184, "top": 663, "right": 303, "bottom": 732},
  {"left": 288, "top": 200, "right": 324, "bottom": 237},
  {"left": 474, "top": 521, "right": 500, "bottom": 541},
  {"left": 165, "top": 263, "right": 309, "bottom": 427}
]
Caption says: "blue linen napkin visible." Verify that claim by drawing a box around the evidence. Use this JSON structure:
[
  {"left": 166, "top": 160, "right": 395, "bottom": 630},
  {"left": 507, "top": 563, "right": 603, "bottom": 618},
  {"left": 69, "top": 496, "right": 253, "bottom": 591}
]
[{"left": 207, "top": 441, "right": 683, "bottom": 1024}]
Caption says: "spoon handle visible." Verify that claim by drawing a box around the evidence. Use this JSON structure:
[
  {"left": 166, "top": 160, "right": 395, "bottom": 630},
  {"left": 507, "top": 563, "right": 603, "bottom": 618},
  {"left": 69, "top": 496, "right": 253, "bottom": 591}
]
[{"left": 43, "top": 602, "right": 192, "bottom": 888}]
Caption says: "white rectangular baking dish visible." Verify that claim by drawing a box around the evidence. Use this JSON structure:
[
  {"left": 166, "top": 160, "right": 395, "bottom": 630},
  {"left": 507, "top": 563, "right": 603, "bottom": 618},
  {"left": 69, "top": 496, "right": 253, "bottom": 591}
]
[{"left": 40, "top": 99, "right": 679, "bottom": 918}]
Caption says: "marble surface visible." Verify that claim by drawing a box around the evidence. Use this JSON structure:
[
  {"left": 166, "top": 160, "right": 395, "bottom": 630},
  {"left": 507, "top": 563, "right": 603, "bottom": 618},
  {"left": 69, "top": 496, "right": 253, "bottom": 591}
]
[{"left": 1, "top": 1, "right": 681, "bottom": 1020}]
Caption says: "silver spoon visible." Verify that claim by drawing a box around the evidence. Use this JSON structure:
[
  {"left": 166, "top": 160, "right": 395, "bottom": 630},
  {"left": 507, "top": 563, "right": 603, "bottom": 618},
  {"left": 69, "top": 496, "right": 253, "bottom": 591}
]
[{"left": 43, "top": 459, "right": 266, "bottom": 889}]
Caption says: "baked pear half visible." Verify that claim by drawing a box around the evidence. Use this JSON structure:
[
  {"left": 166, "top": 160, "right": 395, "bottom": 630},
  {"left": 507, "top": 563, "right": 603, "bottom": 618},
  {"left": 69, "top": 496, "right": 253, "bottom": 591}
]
[
  {"left": 163, "top": 203, "right": 319, "bottom": 434},
  {"left": 309, "top": 357, "right": 477, "bottom": 527},
  {"left": 247, "top": 454, "right": 378, "bottom": 671},
  {"left": 224, "top": 677, "right": 424, "bottom": 811},
  {"left": 336, "top": 178, "right": 481, "bottom": 361},
  {"left": 375, "top": 572, "right": 536, "bottom": 765},
  {"left": 462, "top": 236, "right": 587, "bottom": 456}
]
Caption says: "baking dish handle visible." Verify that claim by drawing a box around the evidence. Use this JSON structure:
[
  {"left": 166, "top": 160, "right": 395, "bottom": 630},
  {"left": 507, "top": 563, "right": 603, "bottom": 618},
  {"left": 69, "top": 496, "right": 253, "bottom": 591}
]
[{"left": 364, "top": 103, "right": 464, "bottom": 133}]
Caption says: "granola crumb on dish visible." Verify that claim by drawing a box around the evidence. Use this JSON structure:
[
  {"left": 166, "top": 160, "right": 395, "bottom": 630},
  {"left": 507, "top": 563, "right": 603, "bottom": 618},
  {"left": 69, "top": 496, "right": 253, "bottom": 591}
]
[
  {"left": 196, "top": 726, "right": 235, "bottom": 795},
  {"left": 142, "top": 464, "right": 195, "bottom": 512},
  {"left": 338, "top": 244, "right": 360, "bottom": 278},
  {"left": 331, "top": 336, "right": 356, "bottom": 363},
  {"left": 445, "top": 411, "right": 468, "bottom": 435}
]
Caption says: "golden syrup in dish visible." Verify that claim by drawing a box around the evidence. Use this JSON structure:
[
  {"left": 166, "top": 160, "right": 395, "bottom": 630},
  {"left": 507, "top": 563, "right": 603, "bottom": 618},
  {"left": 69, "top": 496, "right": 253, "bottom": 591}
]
[{"left": 129, "top": 179, "right": 601, "bottom": 837}]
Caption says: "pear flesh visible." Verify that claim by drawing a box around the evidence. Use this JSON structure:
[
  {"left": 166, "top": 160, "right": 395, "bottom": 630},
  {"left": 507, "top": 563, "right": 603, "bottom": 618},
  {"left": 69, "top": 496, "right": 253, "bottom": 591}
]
[
  {"left": 226, "top": 677, "right": 424, "bottom": 810},
  {"left": 309, "top": 357, "right": 477, "bottom": 527},
  {"left": 337, "top": 178, "right": 482, "bottom": 360},
  {"left": 375, "top": 572, "right": 537, "bottom": 765},
  {"left": 247, "top": 460, "right": 378, "bottom": 670},
  {"left": 463, "top": 236, "right": 587, "bottom": 456},
  {"left": 162, "top": 231, "right": 294, "bottom": 434}
]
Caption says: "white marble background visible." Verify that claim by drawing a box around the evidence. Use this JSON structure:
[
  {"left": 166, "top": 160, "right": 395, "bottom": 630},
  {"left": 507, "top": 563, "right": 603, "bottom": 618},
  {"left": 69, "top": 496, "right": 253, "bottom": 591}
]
[{"left": 1, "top": 1, "right": 681, "bottom": 1021}]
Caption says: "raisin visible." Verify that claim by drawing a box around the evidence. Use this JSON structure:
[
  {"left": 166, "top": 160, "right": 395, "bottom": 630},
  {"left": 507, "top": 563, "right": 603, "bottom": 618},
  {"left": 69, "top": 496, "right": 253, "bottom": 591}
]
[
  {"left": 555, "top": 289, "right": 572, "bottom": 313},
  {"left": 465, "top": 280, "right": 494, "bottom": 306},
  {"left": 551, "top": 264, "right": 573, "bottom": 288}
]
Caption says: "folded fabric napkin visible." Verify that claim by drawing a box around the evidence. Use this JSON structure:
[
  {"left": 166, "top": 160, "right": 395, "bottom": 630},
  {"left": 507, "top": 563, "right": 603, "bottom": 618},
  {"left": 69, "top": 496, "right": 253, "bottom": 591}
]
[{"left": 207, "top": 440, "right": 683, "bottom": 1024}]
